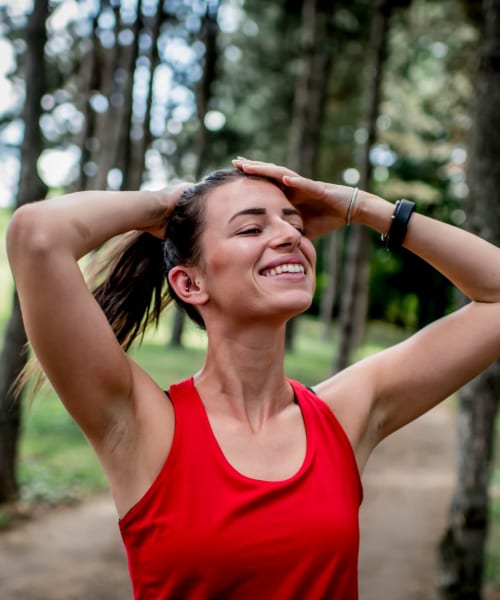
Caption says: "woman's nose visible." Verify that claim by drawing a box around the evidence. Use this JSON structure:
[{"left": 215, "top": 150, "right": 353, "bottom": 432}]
[{"left": 271, "top": 220, "right": 302, "bottom": 249}]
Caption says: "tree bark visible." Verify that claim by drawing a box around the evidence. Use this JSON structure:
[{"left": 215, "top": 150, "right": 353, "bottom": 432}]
[
  {"left": 438, "top": 0, "right": 500, "bottom": 596},
  {"left": 439, "top": 367, "right": 500, "bottom": 599},
  {"left": 122, "top": 0, "right": 165, "bottom": 191},
  {"left": 170, "top": 2, "right": 220, "bottom": 347},
  {"left": 319, "top": 231, "right": 341, "bottom": 339},
  {"left": 0, "top": 0, "right": 49, "bottom": 503},
  {"left": 114, "top": 0, "right": 143, "bottom": 187},
  {"left": 85, "top": 3, "right": 121, "bottom": 190},
  {"left": 334, "top": 0, "right": 397, "bottom": 372},
  {"left": 72, "top": 5, "right": 101, "bottom": 192},
  {"left": 285, "top": 0, "right": 334, "bottom": 351}
]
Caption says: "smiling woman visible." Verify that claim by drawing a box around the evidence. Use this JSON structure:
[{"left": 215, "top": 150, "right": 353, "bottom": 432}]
[
  {"left": 177, "top": 174, "right": 316, "bottom": 329},
  {"left": 6, "top": 159, "right": 500, "bottom": 599}
]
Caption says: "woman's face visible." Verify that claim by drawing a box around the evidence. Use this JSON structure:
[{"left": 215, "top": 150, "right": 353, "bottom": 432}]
[{"left": 196, "top": 177, "right": 316, "bottom": 326}]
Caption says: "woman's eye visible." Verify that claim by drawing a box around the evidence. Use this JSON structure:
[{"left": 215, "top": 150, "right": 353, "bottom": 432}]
[{"left": 238, "top": 227, "right": 262, "bottom": 235}]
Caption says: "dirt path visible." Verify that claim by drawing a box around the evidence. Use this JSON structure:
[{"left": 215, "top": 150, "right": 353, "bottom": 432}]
[
  {"left": 358, "top": 401, "right": 457, "bottom": 599},
  {"left": 0, "top": 400, "right": 497, "bottom": 599}
]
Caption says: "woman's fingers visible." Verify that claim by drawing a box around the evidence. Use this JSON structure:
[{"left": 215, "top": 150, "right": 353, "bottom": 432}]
[
  {"left": 282, "top": 175, "right": 327, "bottom": 199},
  {"left": 232, "top": 158, "right": 298, "bottom": 179},
  {"left": 232, "top": 157, "right": 355, "bottom": 237},
  {"left": 233, "top": 158, "right": 325, "bottom": 201}
]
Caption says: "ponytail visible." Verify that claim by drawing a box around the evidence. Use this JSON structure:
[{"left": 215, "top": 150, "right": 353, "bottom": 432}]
[{"left": 90, "top": 231, "right": 171, "bottom": 351}]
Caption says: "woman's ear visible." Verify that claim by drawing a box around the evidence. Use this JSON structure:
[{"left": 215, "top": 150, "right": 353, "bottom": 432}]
[{"left": 168, "top": 266, "right": 207, "bottom": 305}]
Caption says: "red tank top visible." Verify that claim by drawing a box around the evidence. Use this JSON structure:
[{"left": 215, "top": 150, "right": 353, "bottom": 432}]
[{"left": 119, "top": 377, "right": 362, "bottom": 599}]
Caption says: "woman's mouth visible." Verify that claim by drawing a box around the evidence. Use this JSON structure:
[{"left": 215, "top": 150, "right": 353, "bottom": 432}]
[{"left": 260, "top": 263, "right": 305, "bottom": 277}]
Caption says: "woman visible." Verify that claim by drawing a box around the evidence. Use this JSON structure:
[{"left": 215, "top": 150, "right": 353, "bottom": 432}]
[{"left": 7, "top": 158, "right": 500, "bottom": 599}]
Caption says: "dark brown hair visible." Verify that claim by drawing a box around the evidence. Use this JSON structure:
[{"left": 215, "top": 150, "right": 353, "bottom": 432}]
[{"left": 94, "top": 167, "right": 284, "bottom": 342}]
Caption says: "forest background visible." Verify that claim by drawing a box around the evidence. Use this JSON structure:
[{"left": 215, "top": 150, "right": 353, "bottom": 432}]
[{"left": 0, "top": 0, "right": 499, "bottom": 598}]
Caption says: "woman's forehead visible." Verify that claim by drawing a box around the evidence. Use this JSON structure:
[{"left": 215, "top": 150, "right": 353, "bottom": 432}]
[{"left": 205, "top": 178, "right": 291, "bottom": 215}]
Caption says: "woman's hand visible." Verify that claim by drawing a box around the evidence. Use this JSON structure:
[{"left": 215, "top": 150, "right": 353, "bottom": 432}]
[
  {"left": 138, "top": 181, "right": 193, "bottom": 239},
  {"left": 232, "top": 158, "right": 357, "bottom": 238}
]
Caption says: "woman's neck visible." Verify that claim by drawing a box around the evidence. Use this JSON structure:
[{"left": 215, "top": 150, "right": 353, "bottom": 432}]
[{"left": 194, "top": 322, "right": 292, "bottom": 430}]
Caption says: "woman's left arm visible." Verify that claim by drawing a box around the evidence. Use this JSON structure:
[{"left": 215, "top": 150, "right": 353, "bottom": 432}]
[
  {"left": 234, "top": 159, "right": 500, "bottom": 449},
  {"left": 352, "top": 195, "right": 500, "bottom": 442},
  {"left": 298, "top": 173, "right": 500, "bottom": 445}
]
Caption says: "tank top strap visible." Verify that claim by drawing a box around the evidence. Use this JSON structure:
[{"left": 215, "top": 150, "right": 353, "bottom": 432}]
[
  {"left": 288, "top": 377, "right": 362, "bottom": 502},
  {"left": 168, "top": 376, "right": 208, "bottom": 445},
  {"left": 169, "top": 377, "right": 201, "bottom": 415}
]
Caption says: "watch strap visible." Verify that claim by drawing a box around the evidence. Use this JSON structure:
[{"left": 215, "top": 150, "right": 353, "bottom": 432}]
[{"left": 381, "top": 199, "right": 416, "bottom": 252}]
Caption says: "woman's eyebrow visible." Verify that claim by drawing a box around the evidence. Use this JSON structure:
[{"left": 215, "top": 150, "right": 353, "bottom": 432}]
[
  {"left": 228, "top": 207, "right": 300, "bottom": 223},
  {"left": 283, "top": 208, "right": 301, "bottom": 217},
  {"left": 228, "top": 208, "right": 266, "bottom": 223}
]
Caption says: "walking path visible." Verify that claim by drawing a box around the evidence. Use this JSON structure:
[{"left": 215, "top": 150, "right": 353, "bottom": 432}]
[{"left": 359, "top": 401, "right": 457, "bottom": 599}]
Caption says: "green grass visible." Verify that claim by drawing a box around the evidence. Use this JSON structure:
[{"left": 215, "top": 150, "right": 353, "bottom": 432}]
[
  {"left": 487, "top": 432, "right": 500, "bottom": 588},
  {"left": 19, "top": 393, "right": 108, "bottom": 504}
]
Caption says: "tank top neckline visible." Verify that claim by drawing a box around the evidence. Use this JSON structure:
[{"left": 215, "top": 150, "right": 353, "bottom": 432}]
[{"left": 187, "top": 376, "right": 315, "bottom": 486}]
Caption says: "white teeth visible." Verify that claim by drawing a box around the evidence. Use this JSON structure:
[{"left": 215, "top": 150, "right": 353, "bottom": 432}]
[{"left": 263, "top": 264, "right": 305, "bottom": 277}]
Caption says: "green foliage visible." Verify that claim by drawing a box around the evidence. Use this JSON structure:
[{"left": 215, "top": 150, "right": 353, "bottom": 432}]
[
  {"left": 20, "top": 406, "right": 108, "bottom": 505},
  {"left": 0, "top": 208, "right": 12, "bottom": 324},
  {"left": 364, "top": 0, "right": 478, "bottom": 328},
  {"left": 489, "top": 423, "right": 500, "bottom": 586},
  {"left": 486, "top": 493, "right": 500, "bottom": 588}
]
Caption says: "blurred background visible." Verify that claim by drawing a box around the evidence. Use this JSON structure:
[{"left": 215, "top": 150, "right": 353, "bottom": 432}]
[{"left": 0, "top": 0, "right": 499, "bottom": 598}]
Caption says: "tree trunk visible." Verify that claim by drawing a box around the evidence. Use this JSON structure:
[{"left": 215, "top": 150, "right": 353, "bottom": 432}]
[
  {"left": 0, "top": 0, "right": 49, "bottom": 503},
  {"left": 438, "top": 1, "right": 500, "bottom": 596},
  {"left": 122, "top": 1, "right": 165, "bottom": 191},
  {"left": 439, "top": 368, "right": 500, "bottom": 599},
  {"left": 319, "top": 231, "right": 341, "bottom": 339},
  {"left": 72, "top": 6, "right": 101, "bottom": 192},
  {"left": 334, "top": 0, "right": 396, "bottom": 372},
  {"left": 170, "top": 2, "right": 220, "bottom": 348},
  {"left": 114, "top": 0, "right": 143, "bottom": 186},
  {"left": 85, "top": 4, "right": 121, "bottom": 190},
  {"left": 285, "top": 0, "right": 333, "bottom": 351}
]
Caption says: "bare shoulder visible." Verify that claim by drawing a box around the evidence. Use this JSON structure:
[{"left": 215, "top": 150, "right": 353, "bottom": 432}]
[{"left": 311, "top": 357, "right": 380, "bottom": 471}]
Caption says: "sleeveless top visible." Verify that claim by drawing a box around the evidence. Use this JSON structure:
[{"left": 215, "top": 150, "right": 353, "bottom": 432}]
[{"left": 119, "top": 377, "right": 362, "bottom": 599}]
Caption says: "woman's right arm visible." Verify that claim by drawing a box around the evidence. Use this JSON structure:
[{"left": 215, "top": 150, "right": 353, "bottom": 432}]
[{"left": 6, "top": 189, "right": 174, "bottom": 442}]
